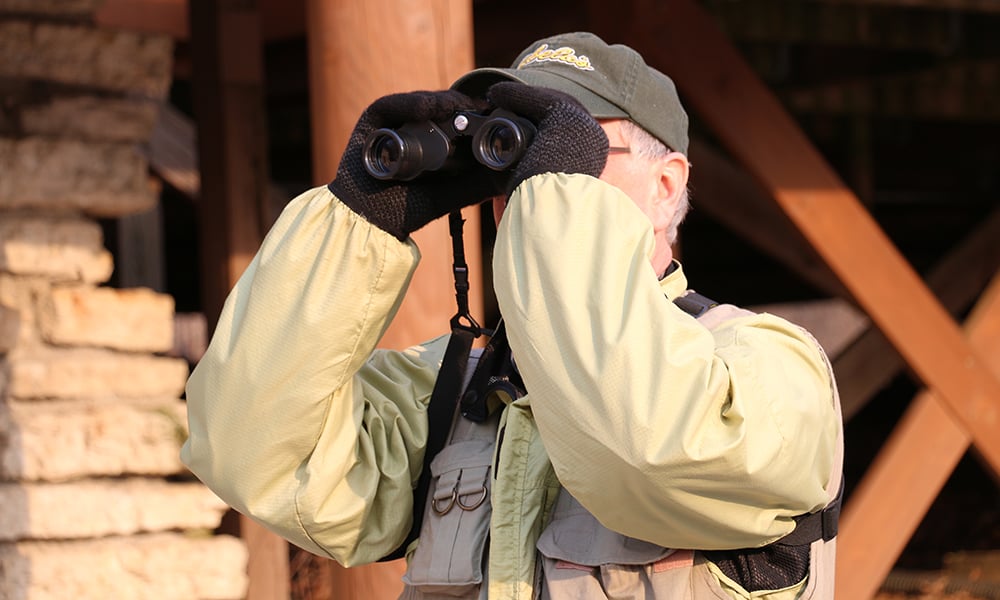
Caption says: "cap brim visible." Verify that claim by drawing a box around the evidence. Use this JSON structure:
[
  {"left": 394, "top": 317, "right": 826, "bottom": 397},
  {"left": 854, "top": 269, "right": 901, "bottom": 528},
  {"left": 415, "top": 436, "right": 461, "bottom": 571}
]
[{"left": 451, "top": 67, "right": 628, "bottom": 120}]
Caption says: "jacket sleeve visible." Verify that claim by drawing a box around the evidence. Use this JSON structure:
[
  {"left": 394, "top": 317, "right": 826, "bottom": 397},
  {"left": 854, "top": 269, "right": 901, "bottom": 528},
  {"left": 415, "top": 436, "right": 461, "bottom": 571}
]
[
  {"left": 492, "top": 173, "right": 841, "bottom": 550},
  {"left": 180, "top": 185, "right": 446, "bottom": 566}
]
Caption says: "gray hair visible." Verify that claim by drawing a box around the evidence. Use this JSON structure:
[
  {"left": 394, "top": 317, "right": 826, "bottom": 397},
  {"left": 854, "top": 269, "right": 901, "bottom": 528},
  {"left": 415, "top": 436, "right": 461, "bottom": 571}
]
[{"left": 619, "top": 120, "right": 692, "bottom": 245}]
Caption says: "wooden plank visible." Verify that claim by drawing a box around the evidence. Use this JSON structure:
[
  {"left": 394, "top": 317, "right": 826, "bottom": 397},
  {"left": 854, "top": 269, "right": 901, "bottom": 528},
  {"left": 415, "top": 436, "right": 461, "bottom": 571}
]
[
  {"left": 188, "top": 1, "right": 289, "bottom": 598},
  {"left": 838, "top": 272, "right": 1000, "bottom": 599},
  {"left": 304, "top": 1, "right": 477, "bottom": 597},
  {"left": 591, "top": 0, "right": 1000, "bottom": 479}
]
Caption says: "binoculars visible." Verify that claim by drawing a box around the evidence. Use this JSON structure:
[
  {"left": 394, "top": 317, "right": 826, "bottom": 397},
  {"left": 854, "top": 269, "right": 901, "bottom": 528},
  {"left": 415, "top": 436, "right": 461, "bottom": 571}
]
[{"left": 363, "top": 109, "right": 536, "bottom": 181}]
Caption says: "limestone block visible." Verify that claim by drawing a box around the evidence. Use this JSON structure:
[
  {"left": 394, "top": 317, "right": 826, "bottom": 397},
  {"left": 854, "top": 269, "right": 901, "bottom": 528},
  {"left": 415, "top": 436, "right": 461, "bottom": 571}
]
[
  {"left": 0, "top": 21, "right": 173, "bottom": 97},
  {"left": 38, "top": 285, "right": 174, "bottom": 352},
  {"left": 0, "top": 0, "right": 103, "bottom": 17},
  {"left": 20, "top": 95, "right": 160, "bottom": 142},
  {"left": 0, "top": 217, "right": 113, "bottom": 283},
  {"left": 0, "top": 269, "right": 40, "bottom": 350},
  {"left": 0, "top": 533, "right": 248, "bottom": 600},
  {"left": 0, "top": 275, "right": 51, "bottom": 351},
  {"left": 6, "top": 348, "right": 188, "bottom": 399},
  {"left": 0, "top": 480, "right": 228, "bottom": 542},
  {"left": 0, "top": 137, "right": 156, "bottom": 217},
  {"left": 2, "top": 397, "right": 189, "bottom": 481},
  {"left": 0, "top": 304, "right": 17, "bottom": 354}
]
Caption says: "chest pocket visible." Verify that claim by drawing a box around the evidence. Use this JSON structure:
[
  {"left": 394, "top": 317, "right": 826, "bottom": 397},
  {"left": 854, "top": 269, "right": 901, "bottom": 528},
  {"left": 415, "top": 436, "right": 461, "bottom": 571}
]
[
  {"left": 537, "top": 488, "right": 672, "bottom": 566},
  {"left": 535, "top": 488, "right": 708, "bottom": 599},
  {"left": 401, "top": 408, "right": 499, "bottom": 599}
]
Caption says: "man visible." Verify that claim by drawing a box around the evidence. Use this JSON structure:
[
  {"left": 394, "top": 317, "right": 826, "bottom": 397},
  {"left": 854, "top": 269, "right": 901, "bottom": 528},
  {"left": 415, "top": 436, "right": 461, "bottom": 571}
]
[{"left": 181, "top": 32, "right": 843, "bottom": 599}]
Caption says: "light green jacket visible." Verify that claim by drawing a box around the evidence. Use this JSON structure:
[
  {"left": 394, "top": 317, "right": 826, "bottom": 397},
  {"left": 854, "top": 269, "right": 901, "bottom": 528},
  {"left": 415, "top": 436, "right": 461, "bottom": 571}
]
[{"left": 181, "top": 173, "right": 840, "bottom": 599}]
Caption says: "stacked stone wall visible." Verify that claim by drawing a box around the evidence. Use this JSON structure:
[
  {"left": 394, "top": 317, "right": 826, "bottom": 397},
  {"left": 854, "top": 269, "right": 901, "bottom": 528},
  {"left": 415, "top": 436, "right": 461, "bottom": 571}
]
[{"left": 0, "top": 1, "right": 247, "bottom": 598}]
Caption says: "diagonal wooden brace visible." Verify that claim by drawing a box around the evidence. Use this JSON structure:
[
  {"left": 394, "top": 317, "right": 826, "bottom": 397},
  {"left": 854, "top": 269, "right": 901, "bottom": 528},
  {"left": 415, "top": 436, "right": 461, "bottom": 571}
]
[
  {"left": 595, "top": 0, "right": 1000, "bottom": 478},
  {"left": 836, "top": 272, "right": 1000, "bottom": 599},
  {"left": 586, "top": 3, "right": 1000, "bottom": 598}
]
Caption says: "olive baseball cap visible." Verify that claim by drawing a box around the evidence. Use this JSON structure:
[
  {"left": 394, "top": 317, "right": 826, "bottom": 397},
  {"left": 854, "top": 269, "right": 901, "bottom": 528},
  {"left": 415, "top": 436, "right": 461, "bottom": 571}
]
[{"left": 452, "top": 31, "right": 689, "bottom": 155}]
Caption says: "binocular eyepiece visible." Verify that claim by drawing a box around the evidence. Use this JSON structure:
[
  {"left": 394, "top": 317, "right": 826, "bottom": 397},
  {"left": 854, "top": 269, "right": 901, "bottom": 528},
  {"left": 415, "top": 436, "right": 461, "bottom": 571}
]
[{"left": 363, "top": 109, "right": 535, "bottom": 181}]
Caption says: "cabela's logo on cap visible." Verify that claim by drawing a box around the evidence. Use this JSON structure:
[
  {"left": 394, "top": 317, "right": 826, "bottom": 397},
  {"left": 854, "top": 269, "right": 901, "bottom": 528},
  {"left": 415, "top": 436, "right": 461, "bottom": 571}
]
[{"left": 516, "top": 44, "right": 594, "bottom": 72}]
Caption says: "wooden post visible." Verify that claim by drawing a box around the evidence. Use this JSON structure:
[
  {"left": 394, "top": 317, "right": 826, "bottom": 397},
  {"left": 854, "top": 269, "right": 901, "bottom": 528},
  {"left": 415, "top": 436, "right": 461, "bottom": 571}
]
[
  {"left": 189, "top": 1, "right": 290, "bottom": 598},
  {"left": 306, "top": 0, "right": 482, "bottom": 351},
  {"left": 304, "top": 0, "right": 478, "bottom": 597}
]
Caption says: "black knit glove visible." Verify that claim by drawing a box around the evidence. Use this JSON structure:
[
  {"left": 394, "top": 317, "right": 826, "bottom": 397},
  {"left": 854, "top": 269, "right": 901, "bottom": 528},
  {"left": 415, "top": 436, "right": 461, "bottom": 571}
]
[
  {"left": 486, "top": 82, "right": 609, "bottom": 194},
  {"left": 328, "top": 90, "right": 505, "bottom": 241}
]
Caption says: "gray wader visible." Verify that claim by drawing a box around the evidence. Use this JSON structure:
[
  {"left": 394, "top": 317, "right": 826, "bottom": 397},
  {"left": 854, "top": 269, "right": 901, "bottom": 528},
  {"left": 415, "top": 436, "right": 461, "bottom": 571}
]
[{"left": 399, "top": 295, "right": 844, "bottom": 599}]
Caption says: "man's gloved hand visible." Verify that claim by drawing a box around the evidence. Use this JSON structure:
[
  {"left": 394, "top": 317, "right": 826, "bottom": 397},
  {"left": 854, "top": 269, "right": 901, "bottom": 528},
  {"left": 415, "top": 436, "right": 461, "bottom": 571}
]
[
  {"left": 486, "top": 82, "right": 609, "bottom": 194},
  {"left": 329, "top": 90, "right": 504, "bottom": 241}
]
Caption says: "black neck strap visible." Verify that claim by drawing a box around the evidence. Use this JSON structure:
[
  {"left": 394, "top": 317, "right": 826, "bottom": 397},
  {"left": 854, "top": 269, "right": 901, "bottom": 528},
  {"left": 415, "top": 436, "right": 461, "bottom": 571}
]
[{"left": 381, "top": 210, "right": 482, "bottom": 561}]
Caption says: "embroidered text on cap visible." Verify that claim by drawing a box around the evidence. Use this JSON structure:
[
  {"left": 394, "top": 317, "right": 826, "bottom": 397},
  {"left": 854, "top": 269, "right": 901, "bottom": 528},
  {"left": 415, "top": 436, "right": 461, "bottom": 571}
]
[{"left": 516, "top": 44, "right": 594, "bottom": 72}]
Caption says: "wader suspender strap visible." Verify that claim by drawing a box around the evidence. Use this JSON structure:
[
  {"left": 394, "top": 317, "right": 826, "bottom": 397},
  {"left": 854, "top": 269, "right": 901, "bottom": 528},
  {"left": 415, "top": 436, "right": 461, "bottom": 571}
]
[
  {"left": 777, "top": 477, "right": 844, "bottom": 546},
  {"left": 381, "top": 211, "right": 482, "bottom": 562},
  {"left": 673, "top": 291, "right": 718, "bottom": 318}
]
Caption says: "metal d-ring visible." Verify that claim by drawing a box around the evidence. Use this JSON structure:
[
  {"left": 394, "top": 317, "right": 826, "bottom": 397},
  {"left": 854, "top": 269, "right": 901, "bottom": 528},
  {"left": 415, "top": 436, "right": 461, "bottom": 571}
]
[
  {"left": 433, "top": 489, "right": 456, "bottom": 515},
  {"left": 457, "top": 485, "right": 488, "bottom": 511}
]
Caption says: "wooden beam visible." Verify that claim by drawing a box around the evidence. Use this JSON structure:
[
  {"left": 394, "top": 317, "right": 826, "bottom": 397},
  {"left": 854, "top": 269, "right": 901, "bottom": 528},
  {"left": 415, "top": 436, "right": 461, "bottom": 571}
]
[
  {"left": 703, "top": 0, "right": 970, "bottom": 52},
  {"left": 261, "top": 0, "right": 305, "bottom": 41},
  {"left": 813, "top": 0, "right": 1000, "bottom": 13},
  {"left": 838, "top": 271, "right": 1000, "bottom": 599},
  {"left": 784, "top": 59, "right": 1000, "bottom": 121},
  {"left": 188, "top": 1, "right": 289, "bottom": 598},
  {"left": 304, "top": 1, "right": 477, "bottom": 597},
  {"left": 592, "top": 0, "right": 1000, "bottom": 480},
  {"left": 837, "top": 207, "right": 1000, "bottom": 420},
  {"left": 95, "top": 0, "right": 189, "bottom": 38},
  {"left": 189, "top": 0, "right": 272, "bottom": 325},
  {"left": 94, "top": 0, "right": 305, "bottom": 41}
]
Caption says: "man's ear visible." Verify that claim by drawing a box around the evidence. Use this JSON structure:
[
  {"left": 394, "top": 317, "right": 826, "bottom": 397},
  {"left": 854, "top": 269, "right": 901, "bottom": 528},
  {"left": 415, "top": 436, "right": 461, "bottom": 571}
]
[{"left": 653, "top": 152, "right": 690, "bottom": 229}]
